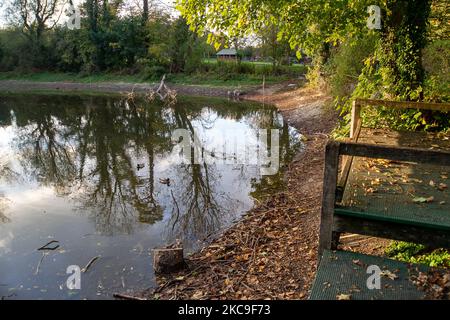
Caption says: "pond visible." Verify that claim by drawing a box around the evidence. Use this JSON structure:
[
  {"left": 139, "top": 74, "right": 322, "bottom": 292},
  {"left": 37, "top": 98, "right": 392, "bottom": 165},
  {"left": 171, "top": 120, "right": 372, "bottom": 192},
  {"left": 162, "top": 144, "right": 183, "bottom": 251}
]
[{"left": 0, "top": 93, "right": 302, "bottom": 299}]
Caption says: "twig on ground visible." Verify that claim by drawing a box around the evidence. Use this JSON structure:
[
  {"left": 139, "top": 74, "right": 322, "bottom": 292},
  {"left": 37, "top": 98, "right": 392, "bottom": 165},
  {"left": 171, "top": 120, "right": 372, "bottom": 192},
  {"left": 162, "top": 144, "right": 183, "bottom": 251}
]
[
  {"left": 153, "top": 265, "right": 204, "bottom": 294},
  {"left": 35, "top": 252, "right": 47, "bottom": 275},
  {"left": 113, "top": 293, "right": 147, "bottom": 300},
  {"left": 234, "top": 235, "right": 261, "bottom": 290},
  {"left": 37, "top": 240, "right": 59, "bottom": 251},
  {"left": 82, "top": 256, "right": 100, "bottom": 273}
]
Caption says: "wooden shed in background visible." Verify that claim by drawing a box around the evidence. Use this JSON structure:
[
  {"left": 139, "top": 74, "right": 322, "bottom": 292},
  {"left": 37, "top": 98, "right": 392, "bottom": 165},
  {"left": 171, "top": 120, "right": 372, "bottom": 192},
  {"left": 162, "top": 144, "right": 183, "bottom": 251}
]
[{"left": 216, "top": 48, "right": 238, "bottom": 61}]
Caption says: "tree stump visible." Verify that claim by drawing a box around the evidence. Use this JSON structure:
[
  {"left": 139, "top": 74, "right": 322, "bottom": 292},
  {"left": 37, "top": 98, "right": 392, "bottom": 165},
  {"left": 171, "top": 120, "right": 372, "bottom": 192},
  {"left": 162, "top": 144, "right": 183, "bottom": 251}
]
[{"left": 152, "top": 247, "right": 185, "bottom": 274}]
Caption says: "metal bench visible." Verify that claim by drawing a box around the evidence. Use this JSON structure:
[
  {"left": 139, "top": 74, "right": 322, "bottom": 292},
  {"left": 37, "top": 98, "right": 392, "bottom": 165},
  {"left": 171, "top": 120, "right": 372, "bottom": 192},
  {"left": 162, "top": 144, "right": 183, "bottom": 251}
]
[{"left": 311, "top": 99, "right": 450, "bottom": 300}]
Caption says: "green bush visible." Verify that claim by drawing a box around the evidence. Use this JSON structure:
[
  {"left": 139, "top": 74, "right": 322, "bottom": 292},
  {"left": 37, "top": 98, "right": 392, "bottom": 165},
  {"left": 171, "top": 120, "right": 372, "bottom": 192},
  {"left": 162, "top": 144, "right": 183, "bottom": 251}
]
[
  {"left": 198, "top": 60, "right": 305, "bottom": 79},
  {"left": 254, "top": 64, "right": 273, "bottom": 76},
  {"left": 328, "top": 35, "right": 377, "bottom": 99},
  {"left": 386, "top": 241, "right": 450, "bottom": 268},
  {"left": 214, "top": 61, "right": 256, "bottom": 78},
  {"left": 422, "top": 40, "right": 450, "bottom": 102},
  {"left": 238, "top": 62, "right": 257, "bottom": 74},
  {"left": 142, "top": 65, "right": 168, "bottom": 80},
  {"left": 0, "top": 42, "right": 3, "bottom": 69}
]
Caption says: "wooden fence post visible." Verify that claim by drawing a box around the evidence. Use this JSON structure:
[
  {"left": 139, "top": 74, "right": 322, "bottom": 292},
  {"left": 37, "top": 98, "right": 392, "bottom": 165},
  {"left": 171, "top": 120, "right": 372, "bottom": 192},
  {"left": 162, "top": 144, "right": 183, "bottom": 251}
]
[{"left": 350, "top": 100, "right": 361, "bottom": 139}]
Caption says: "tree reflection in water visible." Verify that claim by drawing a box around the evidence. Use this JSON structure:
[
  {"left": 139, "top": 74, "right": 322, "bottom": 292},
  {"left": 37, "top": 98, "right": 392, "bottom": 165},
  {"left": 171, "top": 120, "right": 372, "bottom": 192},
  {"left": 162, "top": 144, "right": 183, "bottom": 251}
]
[
  {"left": 0, "top": 194, "right": 10, "bottom": 224},
  {"left": 0, "top": 155, "right": 18, "bottom": 224},
  {"left": 0, "top": 94, "right": 301, "bottom": 244}
]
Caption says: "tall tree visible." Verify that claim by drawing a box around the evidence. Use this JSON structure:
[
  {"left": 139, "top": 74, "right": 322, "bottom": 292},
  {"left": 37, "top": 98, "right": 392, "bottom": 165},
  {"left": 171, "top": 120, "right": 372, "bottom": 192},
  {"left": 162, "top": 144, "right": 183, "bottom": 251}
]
[
  {"left": 257, "top": 23, "right": 292, "bottom": 68},
  {"left": 168, "top": 17, "right": 203, "bottom": 73},
  {"left": 143, "top": 0, "right": 149, "bottom": 23},
  {"left": 9, "top": 0, "right": 63, "bottom": 44},
  {"left": 83, "top": 0, "right": 118, "bottom": 71}
]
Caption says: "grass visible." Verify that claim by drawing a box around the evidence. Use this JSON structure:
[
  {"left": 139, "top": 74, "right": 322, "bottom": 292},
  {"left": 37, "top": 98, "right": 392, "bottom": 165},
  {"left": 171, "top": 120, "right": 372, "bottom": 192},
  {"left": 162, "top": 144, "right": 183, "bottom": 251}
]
[
  {"left": 203, "top": 58, "right": 276, "bottom": 65},
  {"left": 202, "top": 58, "right": 305, "bottom": 67},
  {"left": 0, "top": 88, "right": 124, "bottom": 97},
  {"left": 202, "top": 58, "right": 307, "bottom": 73},
  {"left": 167, "top": 73, "right": 290, "bottom": 87},
  {"left": 0, "top": 71, "right": 293, "bottom": 88},
  {"left": 0, "top": 72, "right": 149, "bottom": 84}
]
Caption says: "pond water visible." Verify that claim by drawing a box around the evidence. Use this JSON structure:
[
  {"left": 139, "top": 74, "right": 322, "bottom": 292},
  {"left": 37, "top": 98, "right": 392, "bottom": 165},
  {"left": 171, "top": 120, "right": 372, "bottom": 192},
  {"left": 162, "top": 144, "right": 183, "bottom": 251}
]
[{"left": 0, "top": 94, "right": 302, "bottom": 300}]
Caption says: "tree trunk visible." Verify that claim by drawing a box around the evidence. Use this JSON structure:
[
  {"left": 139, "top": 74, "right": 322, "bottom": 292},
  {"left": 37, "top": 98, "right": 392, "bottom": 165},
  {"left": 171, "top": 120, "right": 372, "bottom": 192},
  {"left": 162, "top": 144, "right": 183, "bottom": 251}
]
[
  {"left": 143, "top": 0, "right": 149, "bottom": 23},
  {"left": 381, "top": 0, "right": 431, "bottom": 100}
]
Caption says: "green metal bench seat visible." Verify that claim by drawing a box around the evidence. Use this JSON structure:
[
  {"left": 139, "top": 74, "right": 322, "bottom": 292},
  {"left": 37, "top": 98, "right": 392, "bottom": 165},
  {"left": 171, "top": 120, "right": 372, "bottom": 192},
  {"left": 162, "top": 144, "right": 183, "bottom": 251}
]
[
  {"left": 318, "top": 140, "right": 450, "bottom": 253},
  {"left": 310, "top": 250, "right": 429, "bottom": 300},
  {"left": 338, "top": 160, "right": 450, "bottom": 231},
  {"left": 312, "top": 99, "right": 450, "bottom": 300}
]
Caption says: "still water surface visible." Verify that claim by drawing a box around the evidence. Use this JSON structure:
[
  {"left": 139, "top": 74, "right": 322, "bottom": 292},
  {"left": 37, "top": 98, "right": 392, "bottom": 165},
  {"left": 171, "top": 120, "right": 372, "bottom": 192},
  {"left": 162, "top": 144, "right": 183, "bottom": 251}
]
[{"left": 0, "top": 94, "right": 301, "bottom": 299}]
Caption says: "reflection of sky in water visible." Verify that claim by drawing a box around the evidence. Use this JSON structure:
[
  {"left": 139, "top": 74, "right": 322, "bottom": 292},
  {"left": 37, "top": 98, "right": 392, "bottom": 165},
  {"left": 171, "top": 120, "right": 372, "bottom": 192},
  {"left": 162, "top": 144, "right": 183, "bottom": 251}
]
[{"left": 0, "top": 95, "right": 301, "bottom": 299}]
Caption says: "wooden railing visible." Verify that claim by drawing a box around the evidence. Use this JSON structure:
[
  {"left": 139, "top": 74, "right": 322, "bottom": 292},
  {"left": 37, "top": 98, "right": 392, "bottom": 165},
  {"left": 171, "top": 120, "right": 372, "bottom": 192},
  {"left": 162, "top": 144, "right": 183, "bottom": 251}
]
[
  {"left": 336, "top": 98, "right": 450, "bottom": 202},
  {"left": 350, "top": 98, "right": 450, "bottom": 139}
]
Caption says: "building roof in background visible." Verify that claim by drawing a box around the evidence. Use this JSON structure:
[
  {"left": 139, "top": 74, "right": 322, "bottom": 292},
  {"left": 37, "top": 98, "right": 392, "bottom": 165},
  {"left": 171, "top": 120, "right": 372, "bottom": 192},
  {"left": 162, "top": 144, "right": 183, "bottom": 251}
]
[{"left": 217, "top": 48, "right": 237, "bottom": 56}]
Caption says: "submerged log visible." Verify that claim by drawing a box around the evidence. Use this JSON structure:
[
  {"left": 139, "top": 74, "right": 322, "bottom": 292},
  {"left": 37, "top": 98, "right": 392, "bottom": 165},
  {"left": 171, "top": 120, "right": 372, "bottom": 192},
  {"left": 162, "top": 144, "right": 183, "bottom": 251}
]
[{"left": 153, "top": 247, "right": 185, "bottom": 274}]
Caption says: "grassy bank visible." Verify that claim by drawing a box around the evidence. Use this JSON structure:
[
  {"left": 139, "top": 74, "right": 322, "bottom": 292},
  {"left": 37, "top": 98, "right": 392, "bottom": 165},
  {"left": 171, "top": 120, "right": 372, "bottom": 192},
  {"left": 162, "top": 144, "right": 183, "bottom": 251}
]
[
  {"left": 0, "top": 72, "right": 143, "bottom": 84},
  {"left": 0, "top": 71, "right": 297, "bottom": 88}
]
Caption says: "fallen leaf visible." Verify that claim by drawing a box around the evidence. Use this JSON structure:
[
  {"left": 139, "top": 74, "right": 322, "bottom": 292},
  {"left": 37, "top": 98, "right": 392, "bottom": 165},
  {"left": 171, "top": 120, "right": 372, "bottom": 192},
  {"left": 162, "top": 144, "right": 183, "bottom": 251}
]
[
  {"left": 192, "top": 291, "right": 203, "bottom": 299},
  {"left": 336, "top": 294, "right": 351, "bottom": 300},
  {"left": 352, "top": 259, "right": 363, "bottom": 266},
  {"left": 413, "top": 196, "right": 434, "bottom": 203},
  {"left": 381, "top": 270, "right": 398, "bottom": 280}
]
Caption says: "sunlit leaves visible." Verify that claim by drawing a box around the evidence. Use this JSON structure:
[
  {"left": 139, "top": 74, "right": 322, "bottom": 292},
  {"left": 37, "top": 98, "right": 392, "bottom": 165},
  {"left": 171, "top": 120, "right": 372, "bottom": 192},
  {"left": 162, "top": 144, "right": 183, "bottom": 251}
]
[{"left": 177, "top": 0, "right": 381, "bottom": 55}]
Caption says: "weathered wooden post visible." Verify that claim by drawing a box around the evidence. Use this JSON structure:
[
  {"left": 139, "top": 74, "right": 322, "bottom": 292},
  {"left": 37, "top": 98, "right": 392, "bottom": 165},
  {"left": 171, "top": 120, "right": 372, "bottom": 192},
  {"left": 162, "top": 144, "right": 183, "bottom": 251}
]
[{"left": 350, "top": 100, "right": 361, "bottom": 139}]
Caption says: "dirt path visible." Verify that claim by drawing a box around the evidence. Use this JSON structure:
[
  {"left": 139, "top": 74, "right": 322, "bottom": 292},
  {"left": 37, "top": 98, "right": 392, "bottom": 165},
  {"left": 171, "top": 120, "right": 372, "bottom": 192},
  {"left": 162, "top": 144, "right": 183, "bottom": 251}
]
[{"left": 132, "top": 83, "right": 339, "bottom": 300}]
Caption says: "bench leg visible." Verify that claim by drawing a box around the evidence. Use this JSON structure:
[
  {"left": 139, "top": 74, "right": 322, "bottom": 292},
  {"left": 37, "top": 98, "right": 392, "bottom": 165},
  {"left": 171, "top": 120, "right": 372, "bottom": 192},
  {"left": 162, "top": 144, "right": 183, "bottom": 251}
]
[
  {"left": 318, "top": 141, "right": 340, "bottom": 260},
  {"left": 331, "top": 232, "right": 341, "bottom": 250}
]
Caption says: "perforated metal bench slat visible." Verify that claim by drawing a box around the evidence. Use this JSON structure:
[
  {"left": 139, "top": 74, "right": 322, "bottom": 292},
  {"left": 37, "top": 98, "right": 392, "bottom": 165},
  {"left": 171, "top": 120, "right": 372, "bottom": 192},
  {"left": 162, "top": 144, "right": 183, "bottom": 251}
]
[
  {"left": 340, "top": 159, "right": 450, "bottom": 231},
  {"left": 310, "top": 250, "right": 429, "bottom": 300}
]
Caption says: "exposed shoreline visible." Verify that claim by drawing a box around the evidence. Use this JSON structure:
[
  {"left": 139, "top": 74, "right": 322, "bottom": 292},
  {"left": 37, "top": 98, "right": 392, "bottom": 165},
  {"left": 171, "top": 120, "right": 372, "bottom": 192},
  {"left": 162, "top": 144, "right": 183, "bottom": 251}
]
[{"left": 0, "top": 79, "right": 257, "bottom": 98}]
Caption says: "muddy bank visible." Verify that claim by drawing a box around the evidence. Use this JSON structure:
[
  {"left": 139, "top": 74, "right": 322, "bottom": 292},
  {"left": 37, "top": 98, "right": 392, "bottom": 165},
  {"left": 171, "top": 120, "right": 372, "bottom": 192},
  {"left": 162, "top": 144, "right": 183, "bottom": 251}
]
[
  {"left": 129, "top": 84, "right": 339, "bottom": 300},
  {"left": 0, "top": 80, "right": 255, "bottom": 97},
  {"left": 244, "top": 82, "right": 335, "bottom": 134}
]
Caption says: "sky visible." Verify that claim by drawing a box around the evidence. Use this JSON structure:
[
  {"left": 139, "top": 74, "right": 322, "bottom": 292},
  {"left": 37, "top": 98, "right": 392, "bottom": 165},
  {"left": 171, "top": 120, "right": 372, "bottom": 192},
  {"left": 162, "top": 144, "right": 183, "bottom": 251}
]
[{"left": 0, "top": 0, "right": 177, "bottom": 28}]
